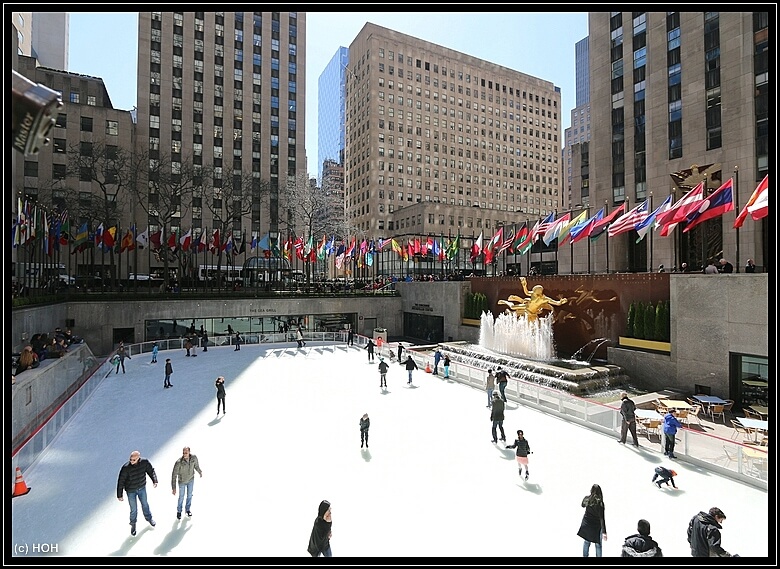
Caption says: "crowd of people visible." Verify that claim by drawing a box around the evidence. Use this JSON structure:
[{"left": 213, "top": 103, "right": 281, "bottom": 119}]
[{"left": 13, "top": 327, "right": 83, "bottom": 376}]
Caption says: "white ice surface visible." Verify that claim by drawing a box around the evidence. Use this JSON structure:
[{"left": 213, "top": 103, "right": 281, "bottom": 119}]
[{"left": 11, "top": 342, "right": 769, "bottom": 560}]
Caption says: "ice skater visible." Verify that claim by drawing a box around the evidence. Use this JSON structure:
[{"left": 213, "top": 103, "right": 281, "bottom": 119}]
[
  {"left": 164, "top": 358, "right": 173, "bottom": 388},
  {"left": 360, "top": 413, "right": 370, "bottom": 448},
  {"left": 215, "top": 375, "right": 226, "bottom": 414},
  {"left": 365, "top": 339, "right": 376, "bottom": 362},
  {"left": 490, "top": 392, "right": 506, "bottom": 443},
  {"left": 404, "top": 354, "right": 418, "bottom": 384},
  {"left": 378, "top": 357, "right": 389, "bottom": 388},
  {"left": 652, "top": 466, "right": 677, "bottom": 489},
  {"left": 151, "top": 342, "right": 158, "bottom": 363},
  {"left": 506, "top": 429, "right": 532, "bottom": 480}
]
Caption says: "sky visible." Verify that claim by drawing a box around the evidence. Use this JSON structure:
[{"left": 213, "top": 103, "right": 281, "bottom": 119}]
[
  {"left": 68, "top": 12, "right": 588, "bottom": 180},
  {"left": 10, "top": 339, "right": 769, "bottom": 559}
]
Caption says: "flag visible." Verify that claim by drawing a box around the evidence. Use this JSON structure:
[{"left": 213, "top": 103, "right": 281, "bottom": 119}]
[
  {"left": 58, "top": 210, "right": 70, "bottom": 246},
  {"left": 607, "top": 199, "right": 649, "bottom": 237},
  {"left": 542, "top": 212, "right": 571, "bottom": 246},
  {"left": 250, "top": 233, "right": 258, "bottom": 251},
  {"left": 150, "top": 230, "right": 162, "bottom": 250},
  {"left": 445, "top": 234, "right": 460, "bottom": 260},
  {"left": 658, "top": 182, "right": 704, "bottom": 236},
  {"left": 484, "top": 226, "right": 503, "bottom": 263},
  {"left": 325, "top": 235, "right": 335, "bottom": 256},
  {"left": 589, "top": 202, "right": 626, "bottom": 240},
  {"left": 192, "top": 232, "right": 203, "bottom": 253},
  {"left": 532, "top": 212, "right": 556, "bottom": 243},
  {"left": 222, "top": 233, "right": 234, "bottom": 253},
  {"left": 470, "top": 231, "right": 483, "bottom": 262},
  {"left": 72, "top": 221, "right": 90, "bottom": 253},
  {"left": 238, "top": 233, "right": 247, "bottom": 255},
  {"left": 390, "top": 238, "right": 403, "bottom": 258},
  {"left": 209, "top": 229, "right": 220, "bottom": 253},
  {"left": 94, "top": 223, "right": 104, "bottom": 247},
  {"left": 557, "top": 210, "right": 588, "bottom": 246},
  {"left": 431, "top": 238, "right": 443, "bottom": 260},
  {"left": 498, "top": 227, "right": 515, "bottom": 255},
  {"left": 748, "top": 183, "right": 768, "bottom": 220},
  {"left": 256, "top": 233, "right": 270, "bottom": 251},
  {"left": 179, "top": 228, "right": 192, "bottom": 252},
  {"left": 511, "top": 223, "right": 531, "bottom": 254},
  {"left": 570, "top": 209, "right": 603, "bottom": 245},
  {"left": 317, "top": 234, "right": 328, "bottom": 260},
  {"left": 102, "top": 226, "right": 117, "bottom": 252},
  {"left": 735, "top": 175, "right": 768, "bottom": 227},
  {"left": 683, "top": 178, "right": 734, "bottom": 233},
  {"left": 635, "top": 195, "right": 673, "bottom": 243},
  {"left": 136, "top": 227, "right": 149, "bottom": 249},
  {"left": 167, "top": 230, "right": 178, "bottom": 252}
]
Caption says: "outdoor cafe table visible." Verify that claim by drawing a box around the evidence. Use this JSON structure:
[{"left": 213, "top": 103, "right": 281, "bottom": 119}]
[
  {"left": 737, "top": 417, "right": 769, "bottom": 442},
  {"left": 635, "top": 408, "right": 662, "bottom": 420},
  {"left": 750, "top": 405, "right": 769, "bottom": 419},
  {"left": 693, "top": 395, "right": 728, "bottom": 405},
  {"left": 662, "top": 400, "right": 694, "bottom": 411}
]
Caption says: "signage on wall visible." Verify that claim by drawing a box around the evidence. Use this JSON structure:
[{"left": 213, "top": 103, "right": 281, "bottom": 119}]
[
  {"left": 249, "top": 307, "right": 278, "bottom": 313},
  {"left": 412, "top": 304, "right": 434, "bottom": 312}
]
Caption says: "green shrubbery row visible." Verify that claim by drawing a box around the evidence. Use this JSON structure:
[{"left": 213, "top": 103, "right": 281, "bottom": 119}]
[
  {"left": 464, "top": 292, "right": 489, "bottom": 319},
  {"left": 626, "top": 300, "right": 670, "bottom": 342}
]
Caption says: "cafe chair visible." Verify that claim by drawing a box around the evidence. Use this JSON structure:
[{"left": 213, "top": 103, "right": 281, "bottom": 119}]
[
  {"left": 720, "top": 445, "right": 740, "bottom": 467},
  {"left": 687, "top": 404, "right": 703, "bottom": 426},
  {"left": 730, "top": 419, "right": 756, "bottom": 444},
  {"left": 709, "top": 404, "right": 726, "bottom": 424},
  {"left": 676, "top": 408, "right": 690, "bottom": 425},
  {"left": 639, "top": 419, "right": 661, "bottom": 440},
  {"left": 722, "top": 399, "right": 735, "bottom": 416},
  {"left": 744, "top": 408, "right": 761, "bottom": 420}
]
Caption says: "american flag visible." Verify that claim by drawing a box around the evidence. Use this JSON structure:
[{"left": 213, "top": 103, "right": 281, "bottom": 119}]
[
  {"left": 607, "top": 199, "right": 649, "bottom": 237},
  {"left": 532, "top": 212, "right": 556, "bottom": 242}
]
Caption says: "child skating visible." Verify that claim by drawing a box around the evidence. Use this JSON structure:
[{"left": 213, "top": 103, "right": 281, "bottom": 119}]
[
  {"left": 506, "top": 429, "right": 532, "bottom": 480},
  {"left": 378, "top": 357, "right": 389, "bottom": 388}
]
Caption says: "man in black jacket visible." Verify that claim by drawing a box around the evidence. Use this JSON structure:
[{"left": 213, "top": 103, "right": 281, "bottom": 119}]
[
  {"left": 687, "top": 507, "right": 733, "bottom": 557},
  {"left": 117, "top": 450, "right": 158, "bottom": 535},
  {"left": 617, "top": 392, "right": 639, "bottom": 447},
  {"left": 490, "top": 392, "right": 506, "bottom": 443},
  {"left": 621, "top": 519, "right": 663, "bottom": 557}
]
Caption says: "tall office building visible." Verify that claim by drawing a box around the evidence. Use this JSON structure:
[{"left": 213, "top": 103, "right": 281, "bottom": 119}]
[
  {"left": 11, "top": 12, "right": 69, "bottom": 70},
  {"left": 136, "top": 11, "right": 307, "bottom": 239},
  {"left": 343, "top": 23, "right": 562, "bottom": 241},
  {"left": 560, "top": 12, "right": 768, "bottom": 274},
  {"left": 564, "top": 36, "right": 591, "bottom": 210},
  {"left": 317, "top": 46, "right": 348, "bottom": 181}
]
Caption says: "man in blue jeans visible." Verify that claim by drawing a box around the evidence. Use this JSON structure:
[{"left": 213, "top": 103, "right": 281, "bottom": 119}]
[
  {"left": 171, "top": 446, "right": 203, "bottom": 519},
  {"left": 117, "top": 450, "right": 158, "bottom": 536}
]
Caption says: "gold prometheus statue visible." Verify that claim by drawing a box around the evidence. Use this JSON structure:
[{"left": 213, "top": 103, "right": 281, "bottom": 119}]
[{"left": 498, "top": 277, "right": 568, "bottom": 322}]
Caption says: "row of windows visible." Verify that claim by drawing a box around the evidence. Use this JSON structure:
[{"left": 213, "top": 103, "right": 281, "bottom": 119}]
[{"left": 53, "top": 114, "right": 119, "bottom": 136}]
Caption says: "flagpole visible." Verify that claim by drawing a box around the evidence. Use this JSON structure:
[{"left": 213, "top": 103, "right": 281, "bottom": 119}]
[
  {"left": 701, "top": 175, "right": 707, "bottom": 266},
  {"left": 648, "top": 195, "right": 654, "bottom": 272},
  {"left": 733, "top": 166, "right": 740, "bottom": 272}
]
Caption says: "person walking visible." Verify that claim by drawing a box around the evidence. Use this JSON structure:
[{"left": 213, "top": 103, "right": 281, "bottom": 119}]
[
  {"left": 486, "top": 369, "right": 496, "bottom": 408},
  {"left": 443, "top": 354, "right": 451, "bottom": 379},
  {"left": 577, "top": 483, "right": 607, "bottom": 557},
  {"left": 215, "top": 376, "right": 226, "bottom": 415},
  {"left": 621, "top": 519, "right": 663, "bottom": 557},
  {"left": 652, "top": 466, "right": 678, "bottom": 489},
  {"left": 662, "top": 408, "right": 683, "bottom": 458},
  {"left": 490, "top": 392, "right": 506, "bottom": 443},
  {"left": 234, "top": 331, "right": 241, "bottom": 351},
  {"left": 296, "top": 328, "right": 305, "bottom": 348},
  {"left": 307, "top": 500, "right": 333, "bottom": 557},
  {"left": 202, "top": 331, "right": 208, "bottom": 352},
  {"left": 116, "top": 450, "right": 157, "bottom": 536},
  {"left": 404, "top": 354, "right": 418, "bottom": 384},
  {"left": 184, "top": 337, "right": 193, "bottom": 357},
  {"left": 365, "top": 339, "right": 376, "bottom": 362},
  {"left": 117, "top": 341, "right": 131, "bottom": 374},
  {"left": 505, "top": 429, "right": 532, "bottom": 480},
  {"left": 687, "top": 507, "right": 733, "bottom": 557},
  {"left": 433, "top": 349, "right": 442, "bottom": 375},
  {"left": 378, "top": 357, "right": 389, "bottom": 388},
  {"left": 360, "top": 413, "right": 370, "bottom": 448},
  {"left": 397, "top": 343, "right": 403, "bottom": 365},
  {"left": 617, "top": 392, "right": 639, "bottom": 447},
  {"left": 164, "top": 358, "right": 173, "bottom": 388},
  {"left": 496, "top": 367, "right": 509, "bottom": 402},
  {"left": 347, "top": 328, "right": 354, "bottom": 346},
  {"left": 171, "top": 446, "right": 202, "bottom": 519},
  {"left": 151, "top": 342, "right": 159, "bottom": 364}
]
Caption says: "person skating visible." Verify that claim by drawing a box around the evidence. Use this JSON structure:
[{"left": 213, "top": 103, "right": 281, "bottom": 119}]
[
  {"left": 151, "top": 342, "right": 158, "bottom": 363},
  {"left": 360, "top": 413, "right": 370, "bottom": 448},
  {"left": 621, "top": 519, "right": 663, "bottom": 557},
  {"left": 652, "top": 466, "right": 677, "bottom": 489},
  {"left": 215, "top": 376, "right": 226, "bottom": 415},
  {"left": 687, "top": 507, "right": 734, "bottom": 557},
  {"left": 404, "top": 354, "right": 418, "bottom": 384},
  {"left": 378, "top": 357, "right": 389, "bottom": 388},
  {"left": 171, "top": 446, "right": 202, "bottom": 519},
  {"left": 397, "top": 343, "right": 403, "bottom": 365},
  {"left": 577, "top": 483, "right": 607, "bottom": 557},
  {"left": 164, "top": 358, "right": 173, "bottom": 388},
  {"left": 486, "top": 369, "right": 496, "bottom": 407},
  {"left": 505, "top": 429, "right": 532, "bottom": 480},
  {"left": 117, "top": 450, "right": 157, "bottom": 536},
  {"left": 495, "top": 366, "right": 508, "bottom": 401},
  {"left": 617, "top": 392, "right": 639, "bottom": 447},
  {"left": 307, "top": 500, "right": 333, "bottom": 557},
  {"left": 490, "top": 392, "right": 506, "bottom": 443},
  {"left": 234, "top": 331, "right": 241, "bottom": 350},
  {"left": 365, "top": 339, "right": 376, "bottom": 362}
]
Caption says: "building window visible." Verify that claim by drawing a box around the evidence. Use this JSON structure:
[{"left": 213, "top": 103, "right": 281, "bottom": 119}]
[
  {"left": 106, "top": 120, "right": 119, "bottom": 136},
  {"left": 24, "top": 161, "right": 38, "bottom": 177},
  {"left": 80, "top": 117, "right": 93, "bottom": 132},
  {"left": 70, "top": 92, "right": 80, "bottom": 104}
]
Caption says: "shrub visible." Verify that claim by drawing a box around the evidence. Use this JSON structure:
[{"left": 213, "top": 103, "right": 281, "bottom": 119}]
[
  {"left": 643, "top": 302, "right": 656, "bottom": 341},
  {"left": 626, "top": 302, "right": 636, "bottom": 337},
  {"left": 634, "top": 302, "right": 645, "bottom": 339}
]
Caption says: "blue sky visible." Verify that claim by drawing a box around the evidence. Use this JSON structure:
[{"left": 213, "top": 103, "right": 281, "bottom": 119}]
[{"left": 68, "top": 12, "right": 588, "bottom": 179}]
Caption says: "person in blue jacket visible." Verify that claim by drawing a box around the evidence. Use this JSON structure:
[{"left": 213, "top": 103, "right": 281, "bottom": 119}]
[{"left": 662, "top": 408, "right": 684, "bottom": 458}]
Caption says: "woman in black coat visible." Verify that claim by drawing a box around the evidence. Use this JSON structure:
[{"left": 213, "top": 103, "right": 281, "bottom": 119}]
[
  {"left": 577, "top": 483, "right": 607, "bottom": 557},
  {"left": 307, "top": 500, "right": 333, "bottom": 557}
]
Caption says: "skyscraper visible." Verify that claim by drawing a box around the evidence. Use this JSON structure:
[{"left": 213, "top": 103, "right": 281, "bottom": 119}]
[{"left": 317, "top": 46, "right": 348, "bottom": 181}]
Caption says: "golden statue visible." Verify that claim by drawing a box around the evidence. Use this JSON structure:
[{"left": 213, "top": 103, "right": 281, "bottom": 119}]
[{"left": 498, "top": 277, "right": 568, "bottom": 322}]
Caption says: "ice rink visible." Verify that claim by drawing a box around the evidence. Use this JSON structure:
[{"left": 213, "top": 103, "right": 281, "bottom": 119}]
[{"left": 11, "top": 341, "right": 770, "bottom": 560}]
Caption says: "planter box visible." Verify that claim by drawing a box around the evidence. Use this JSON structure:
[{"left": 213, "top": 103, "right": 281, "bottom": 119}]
[
  {"left": 461, "top": 318, "right": 481, "bottom": 327},
  {"left": 618, "top": 336, "right": 671, "bottom": 353}
]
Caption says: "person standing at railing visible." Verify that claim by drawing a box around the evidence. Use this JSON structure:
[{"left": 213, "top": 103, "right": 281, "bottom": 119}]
[
  {"left": 443, "top": 354, "right": 451, "bottom": 379},
  {"left": 485, "top": 369, "right": 496, "bottom": 407},
  {"left": 662, "top": 409, "right": 683, "bottom": 459}
]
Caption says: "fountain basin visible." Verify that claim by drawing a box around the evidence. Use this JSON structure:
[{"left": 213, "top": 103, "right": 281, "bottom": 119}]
[{"left": 436, "top": 342, "right": 628, "bottom": 395}]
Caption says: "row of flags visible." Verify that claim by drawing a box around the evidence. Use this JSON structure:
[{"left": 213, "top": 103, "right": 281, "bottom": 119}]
[
  {"left": 13, "top": 175, "right": 768, "bottom": 263},
  {"left": 468, "top": 174, "right": 769, "bottom": 263}
]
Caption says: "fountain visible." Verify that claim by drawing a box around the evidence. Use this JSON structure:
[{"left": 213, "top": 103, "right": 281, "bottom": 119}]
[{"left": 438, "top": 278, "right": 628, "bottom": 395}]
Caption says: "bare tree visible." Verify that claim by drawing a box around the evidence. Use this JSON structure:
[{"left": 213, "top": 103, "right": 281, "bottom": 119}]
[
  {"left": 202, "top": 170, "right": 270, "bottom": 285},
  {"left": 65, "top": 140, "right": 137, "bottom": 288},
  {"left": 128, "top": 152, "right": 212, "bottom": 289}
]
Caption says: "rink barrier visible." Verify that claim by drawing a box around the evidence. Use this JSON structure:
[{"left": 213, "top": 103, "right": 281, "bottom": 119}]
[{"left": 404, "top": 348, "right": 767, "bottom": 492}]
